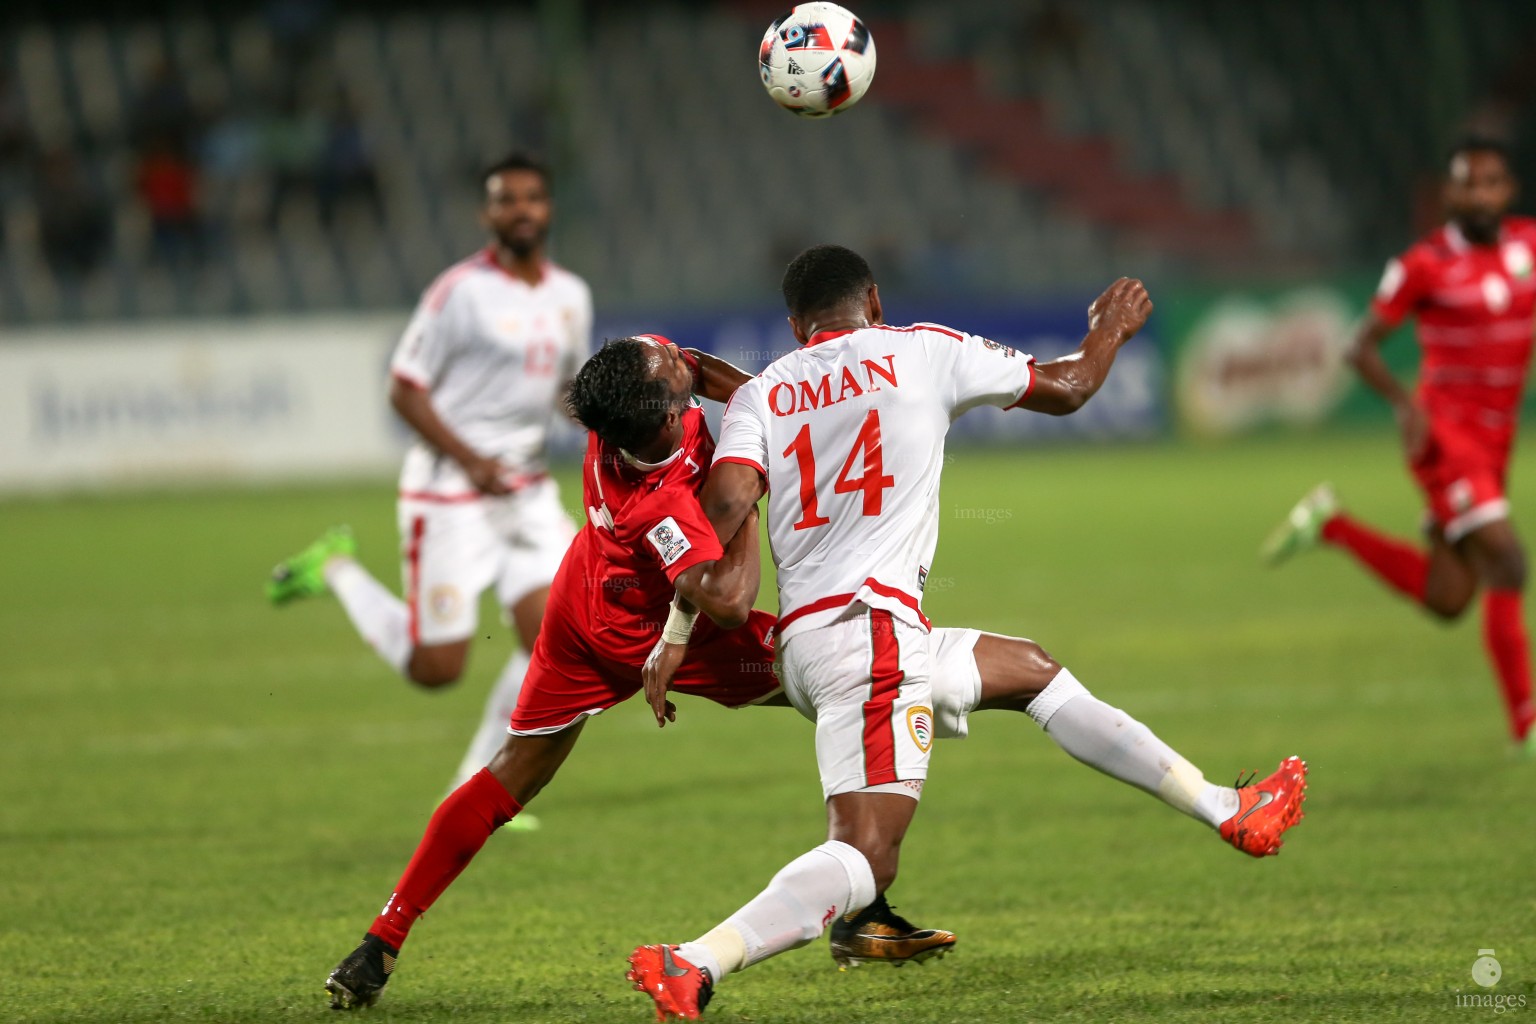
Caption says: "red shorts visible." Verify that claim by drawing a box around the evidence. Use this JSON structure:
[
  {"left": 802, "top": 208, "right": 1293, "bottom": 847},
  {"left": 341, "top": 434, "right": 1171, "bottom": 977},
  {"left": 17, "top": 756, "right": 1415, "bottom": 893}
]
[
  {"left": 1410, "top": 420, "right": 1511, "bottom": 543},
  {"left": 510, "top": 608, "right": 781, "bottom": 734}
]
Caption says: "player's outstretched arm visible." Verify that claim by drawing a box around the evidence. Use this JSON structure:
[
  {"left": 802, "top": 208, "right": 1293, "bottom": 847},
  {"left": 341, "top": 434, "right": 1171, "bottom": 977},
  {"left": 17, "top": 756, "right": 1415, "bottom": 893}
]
[
  {"left": 389, "top": 376, "right": 513, "bottom": 494},
  {"left": 1017, "top": 277, "right": 1152, "bottom": 416},
  {"left": 1347, "top": 313, "right": 1426, "bottom": 459},
  {"left": 685, "top": 349, "right": 755, "bottom": 404}
]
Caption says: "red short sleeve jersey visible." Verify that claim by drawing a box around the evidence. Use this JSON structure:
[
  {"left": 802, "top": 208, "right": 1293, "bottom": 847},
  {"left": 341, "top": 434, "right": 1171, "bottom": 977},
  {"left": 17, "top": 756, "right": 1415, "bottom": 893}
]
[
  {"left": 550, "top": 404, "right": 724, "bottom": 664},
  {"left": 1370, "top": 217, "right": 1536, "bottom": 452}
]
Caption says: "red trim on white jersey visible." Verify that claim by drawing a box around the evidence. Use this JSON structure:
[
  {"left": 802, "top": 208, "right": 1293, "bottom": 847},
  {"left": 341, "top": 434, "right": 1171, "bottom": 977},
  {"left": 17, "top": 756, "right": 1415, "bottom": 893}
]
[
  {"left": 425, "top": 256, "right": 484, "bottom": 312},
  {"left": 714, "top": 455, "right": 767, "bottom": 478},
  {"left": 876, "top": 322, "right": 966, "bottom": 342},
  {"left": 398, "top": 471, "right": 549, "bottom": 504},
  {"left": 862, "top": 579, "right": 931, "bottom": 628},
  {"left": 863, "top": 608, "right": 904, "bottom": 787},
  {"left": 806, "top": 323, "right": 969, "bottom": 348},
  {"left": 400, "top": 490, "right": 481, "bottom": 504},
  {"left": 405, "top": 515, "right": 426, "bottom": 645},
  {"left": 807, "top": 328, "right": 858, "bottom": 347},
  {"left": 1004, "top": 361, "right": 1038, "bottom": 409},
  {"left": 391, "top": 368, "right": 430, "bottom": 390},
  {"left": 775, "top": 578, "right": 931, "bottom": 636},
  {"left": 774, "top": 593, "right": 857, "bottom": 635}
]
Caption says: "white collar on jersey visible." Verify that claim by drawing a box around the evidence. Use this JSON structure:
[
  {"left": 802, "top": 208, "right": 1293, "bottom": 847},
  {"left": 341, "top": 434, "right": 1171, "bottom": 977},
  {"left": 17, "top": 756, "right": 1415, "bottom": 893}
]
[
  {"left": 616, "top": 398, "right": 699, "bottom": 471},
  {"left": 618, "top": 446, "right": 684, "bottom": 472}
]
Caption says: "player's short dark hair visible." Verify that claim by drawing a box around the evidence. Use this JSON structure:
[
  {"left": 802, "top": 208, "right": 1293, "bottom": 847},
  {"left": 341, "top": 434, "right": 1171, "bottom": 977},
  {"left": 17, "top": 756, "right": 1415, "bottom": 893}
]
[
  {"left": 781, "top": 244, "right": 874, "bottom": 320},
  {"left": 565, "top": 338, "right": 684, "bottom": 453},
  {"left": 1447, "top": 136, "right": 1515, "bottom": 176},
  {"left": 482, "top": 151, "right": 551, "bottom": 190}
]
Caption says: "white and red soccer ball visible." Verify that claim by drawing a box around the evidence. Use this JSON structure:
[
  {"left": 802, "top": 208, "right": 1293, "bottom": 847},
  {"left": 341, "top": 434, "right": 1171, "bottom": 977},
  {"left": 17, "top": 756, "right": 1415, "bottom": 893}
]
[{"left": 759, "top": 3, "right": 877, "bottom": 118}]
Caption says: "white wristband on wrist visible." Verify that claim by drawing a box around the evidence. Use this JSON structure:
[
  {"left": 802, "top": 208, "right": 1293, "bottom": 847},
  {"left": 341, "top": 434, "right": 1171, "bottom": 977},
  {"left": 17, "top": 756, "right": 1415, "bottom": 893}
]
[{"left": 662, "top": 600, "right": 699, "bottom": 645}]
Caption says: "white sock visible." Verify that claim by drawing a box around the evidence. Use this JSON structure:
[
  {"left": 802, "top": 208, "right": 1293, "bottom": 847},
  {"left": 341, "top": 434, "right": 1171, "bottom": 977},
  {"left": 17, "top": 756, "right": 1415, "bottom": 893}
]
[
  {"left": 449, "top": 649, "right": 530, "bottom": 790},
  {"left": 324, "top": 557, "right": 412, "bottom": 676},
  {"left": 677, "top": 840, "right": 876, "bottom": 982},
  {"left": 1032, "top": 669, "right": 1239, "bottom": 829}
]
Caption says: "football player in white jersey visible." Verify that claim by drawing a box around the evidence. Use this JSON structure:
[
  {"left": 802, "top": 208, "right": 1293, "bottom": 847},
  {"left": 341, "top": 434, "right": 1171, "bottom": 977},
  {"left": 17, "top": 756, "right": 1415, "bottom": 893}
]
[
  {"left": 268, "top": 154, "right": 590, "bottom": 820},
  {"left": 627, "top": 245, "right": 1310, "bottom": 1020}
]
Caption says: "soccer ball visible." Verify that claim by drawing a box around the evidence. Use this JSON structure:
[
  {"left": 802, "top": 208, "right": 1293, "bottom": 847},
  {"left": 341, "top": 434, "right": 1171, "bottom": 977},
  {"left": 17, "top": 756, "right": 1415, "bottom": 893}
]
[{"left": 758, "top": 3, "right": 876, "bottom": 118}]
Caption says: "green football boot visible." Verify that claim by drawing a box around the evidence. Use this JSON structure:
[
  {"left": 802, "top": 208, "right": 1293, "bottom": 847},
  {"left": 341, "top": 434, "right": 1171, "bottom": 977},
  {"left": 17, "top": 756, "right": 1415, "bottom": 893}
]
[
  {"left": 1260, "top": 483, "right": 1338, "bottom": 566},
  {"left": 267, "top": 526, "right": 356, "bottom": 605}
]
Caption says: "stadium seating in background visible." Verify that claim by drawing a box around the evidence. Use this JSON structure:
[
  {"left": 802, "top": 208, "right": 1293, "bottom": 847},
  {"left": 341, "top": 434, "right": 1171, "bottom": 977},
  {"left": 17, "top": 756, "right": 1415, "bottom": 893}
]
[{"left": 1, "top": 1, "right": 1533, "bottom": 325}]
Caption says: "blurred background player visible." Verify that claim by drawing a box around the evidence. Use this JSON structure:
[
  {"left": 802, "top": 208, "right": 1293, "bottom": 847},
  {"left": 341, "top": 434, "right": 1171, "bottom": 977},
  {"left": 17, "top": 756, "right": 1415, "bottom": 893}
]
[
  {"left": 628, "top": 246, "right": 1309, "bottom": 1022},
  {"left": 266, "top": 153, "right": 592, "bottom": 813},
  {"left": 1263, "top": 139, "right": 1536, "bottom": 753}
]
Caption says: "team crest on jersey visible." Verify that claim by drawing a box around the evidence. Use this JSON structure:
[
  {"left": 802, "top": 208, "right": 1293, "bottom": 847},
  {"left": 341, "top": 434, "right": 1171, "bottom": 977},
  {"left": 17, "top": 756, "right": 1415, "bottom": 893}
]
[
  {"left": 428, "top": 584, "right": 462, "bottom": 623},
  {"left": 1503, "top": 241, "right": 1534, "bottom": 280},
  {"left": 646, "top": 517, "right": 692, "bottom": 566},
  {"left": 907, "top": 706, "right": 934, "bottom": 752}
]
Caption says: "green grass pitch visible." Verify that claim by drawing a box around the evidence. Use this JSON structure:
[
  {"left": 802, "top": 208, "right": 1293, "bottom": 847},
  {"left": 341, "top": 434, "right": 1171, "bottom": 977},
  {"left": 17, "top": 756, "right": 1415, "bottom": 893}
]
[{"left": 2, "top": 431, "right": 1533, "bottom": 1023}]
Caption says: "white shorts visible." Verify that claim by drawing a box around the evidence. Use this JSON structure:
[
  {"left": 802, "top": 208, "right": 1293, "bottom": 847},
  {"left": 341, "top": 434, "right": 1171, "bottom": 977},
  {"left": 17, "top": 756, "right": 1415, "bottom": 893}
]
[
  {"left": 397, "top": 477, "right": 576, "bottom": 646},
  {"left": 777, "top": 604, "right": 984, "bottom": 800}
]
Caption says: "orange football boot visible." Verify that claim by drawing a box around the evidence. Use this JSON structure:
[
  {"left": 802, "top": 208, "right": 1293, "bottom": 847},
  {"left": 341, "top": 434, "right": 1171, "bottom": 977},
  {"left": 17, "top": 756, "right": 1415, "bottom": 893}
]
[
  {"left": 1219, "top": 755, "right": 1308, "bottom": 857},
  {"left": 626, "top": 944, "right": 713, "bottom": 1022}
]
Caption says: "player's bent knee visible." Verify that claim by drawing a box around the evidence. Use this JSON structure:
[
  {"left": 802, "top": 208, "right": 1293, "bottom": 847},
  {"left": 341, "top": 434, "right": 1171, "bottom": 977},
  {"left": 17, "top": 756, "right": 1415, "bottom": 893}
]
[
  {"left": 406, "top": 664, "right": 463, "bottom": 688},
  {"left": 974, "top": 635, "right": 1062, "bottom": 711},
  {"left": 406, "top": 644, "right": 469, "bottom": 688},
  {"left": 1423, "top": 592, "right": 1473, "bottom": 621},
  {"left": 488, "top": 727, "right": 582, "bottom": 805}
]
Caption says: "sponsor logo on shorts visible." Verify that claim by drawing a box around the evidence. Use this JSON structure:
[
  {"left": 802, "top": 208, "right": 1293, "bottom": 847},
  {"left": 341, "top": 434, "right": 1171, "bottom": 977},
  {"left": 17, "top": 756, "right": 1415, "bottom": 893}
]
[
  {"left": 428, "top": 584, "right": 462, "bottom": 622},
  {"left": 907, "top": 706, "right": 934, "bottom": 752},
  {"left": 645, "top": 516, "right": 693, "bottom": 567}
]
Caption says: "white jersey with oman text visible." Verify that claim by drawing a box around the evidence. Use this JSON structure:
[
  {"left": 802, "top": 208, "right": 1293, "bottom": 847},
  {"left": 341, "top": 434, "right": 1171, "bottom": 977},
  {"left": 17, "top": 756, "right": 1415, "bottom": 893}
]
[{"left": 714, "top": 323, "right": 1035, "bottom": 642}]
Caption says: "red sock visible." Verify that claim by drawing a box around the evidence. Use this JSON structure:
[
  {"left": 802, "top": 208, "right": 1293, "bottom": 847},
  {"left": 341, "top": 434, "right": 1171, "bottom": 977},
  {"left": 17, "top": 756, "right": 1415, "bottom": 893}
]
[
  {"left": 369, "top": 768, "right": 523, "bottom": 949},
  {"left": 1320, "top": 514, "right": 1429, "bottom": 604},
  {"left": 1482, "top": 589, "right": 1535, "bottom": 741}
]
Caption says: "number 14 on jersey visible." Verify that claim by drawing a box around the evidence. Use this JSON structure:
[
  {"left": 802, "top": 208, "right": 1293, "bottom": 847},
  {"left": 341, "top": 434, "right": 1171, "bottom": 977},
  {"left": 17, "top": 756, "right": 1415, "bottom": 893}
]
[{"left": 783, "top": 410, "right": 895, "bottom": 530}]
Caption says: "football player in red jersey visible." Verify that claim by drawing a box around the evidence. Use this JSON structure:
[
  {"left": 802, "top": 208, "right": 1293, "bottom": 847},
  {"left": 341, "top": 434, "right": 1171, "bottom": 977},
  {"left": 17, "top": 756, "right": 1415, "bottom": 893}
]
[
  {"left": 1265, "top": 138, "right": 1536, "bottom": 752},
  {"left": 320, "top": 336, "right": 784, "bottom": 1010}
]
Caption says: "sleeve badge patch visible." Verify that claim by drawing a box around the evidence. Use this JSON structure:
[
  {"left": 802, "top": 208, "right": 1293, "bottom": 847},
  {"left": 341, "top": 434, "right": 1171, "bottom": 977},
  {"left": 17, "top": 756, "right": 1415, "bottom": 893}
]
[{"left": 646, "top": 516, "right": 693, "bottom": 567}]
